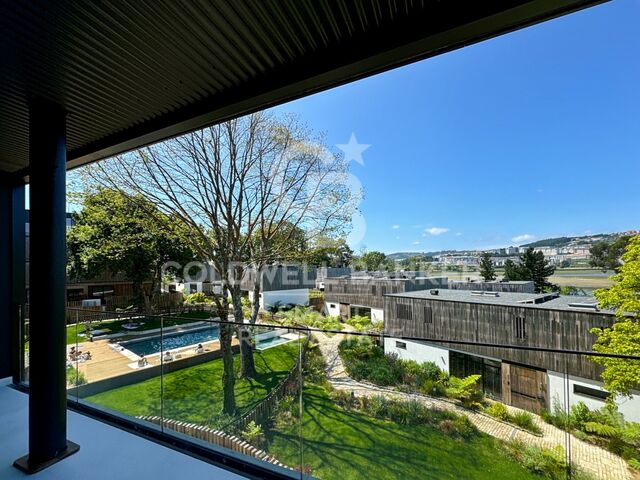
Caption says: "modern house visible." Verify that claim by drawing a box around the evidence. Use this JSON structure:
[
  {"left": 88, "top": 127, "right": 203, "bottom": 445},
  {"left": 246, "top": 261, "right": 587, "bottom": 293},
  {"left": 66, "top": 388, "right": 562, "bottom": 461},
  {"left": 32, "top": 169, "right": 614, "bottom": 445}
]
[
  {"left": 0, "top": 1, "right": 617, "bottom": 478},
  {"left": 383, "top": 289, "right": 640, "bottom": 421},
  {"left": 324, "top": 275, "right": 447, "bottom": 322},
  {"left": 315, "top": 267, "right": 352, "bottom": 290},
  {"left": 241, "top": 265, "right": 317, "bottom": 310}
]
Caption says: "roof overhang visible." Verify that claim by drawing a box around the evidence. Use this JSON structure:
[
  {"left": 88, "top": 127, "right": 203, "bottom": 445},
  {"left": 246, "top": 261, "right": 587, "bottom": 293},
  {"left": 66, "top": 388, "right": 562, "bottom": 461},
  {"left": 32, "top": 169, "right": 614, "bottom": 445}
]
[{"left": 0, "top": 0, "right": 607, "bottom": 182}]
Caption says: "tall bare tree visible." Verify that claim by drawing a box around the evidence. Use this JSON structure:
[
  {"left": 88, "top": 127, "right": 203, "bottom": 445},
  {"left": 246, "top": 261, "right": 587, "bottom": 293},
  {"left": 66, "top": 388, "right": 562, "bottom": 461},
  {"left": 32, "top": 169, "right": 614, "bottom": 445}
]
[{"left": 76, "top": 112, "right": 357, "bottom": 409}]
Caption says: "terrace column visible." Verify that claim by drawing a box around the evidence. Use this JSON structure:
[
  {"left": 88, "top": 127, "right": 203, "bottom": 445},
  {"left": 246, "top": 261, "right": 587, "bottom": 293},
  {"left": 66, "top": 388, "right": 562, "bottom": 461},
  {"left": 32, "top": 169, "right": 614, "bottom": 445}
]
[
  {"left": 0, "top": 181, "right": 25, "bottom": 380},
  {"left": 14, "top": 100, "right": 79, "bottom": 473}
]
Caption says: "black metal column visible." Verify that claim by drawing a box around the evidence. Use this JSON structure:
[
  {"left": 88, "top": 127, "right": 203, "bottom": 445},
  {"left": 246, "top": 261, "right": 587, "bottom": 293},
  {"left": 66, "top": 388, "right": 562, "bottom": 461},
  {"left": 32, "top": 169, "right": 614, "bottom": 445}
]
[
  {"left": 11, "top": 183, "right": 26, "bottom": 384},
  {"left": 14, "top": 100, "right": 79, "bottom": 474},
  {"left": 0, "top": 181, "right": 12, "bottom": 379}
]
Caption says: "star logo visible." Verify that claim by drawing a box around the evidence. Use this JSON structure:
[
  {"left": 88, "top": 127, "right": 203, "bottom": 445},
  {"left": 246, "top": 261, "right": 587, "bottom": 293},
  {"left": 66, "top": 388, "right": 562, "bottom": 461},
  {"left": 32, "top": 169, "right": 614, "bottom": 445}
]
[{"left": 336, "top": 133, "right": 370, "bottom": 166}]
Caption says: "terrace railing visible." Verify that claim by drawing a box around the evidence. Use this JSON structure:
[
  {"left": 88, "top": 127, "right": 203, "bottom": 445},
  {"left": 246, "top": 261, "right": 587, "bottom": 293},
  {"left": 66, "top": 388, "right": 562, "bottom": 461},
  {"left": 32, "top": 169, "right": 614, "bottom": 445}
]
[{"left": 16, "top": 306, "right": 640, "bottom": 480}]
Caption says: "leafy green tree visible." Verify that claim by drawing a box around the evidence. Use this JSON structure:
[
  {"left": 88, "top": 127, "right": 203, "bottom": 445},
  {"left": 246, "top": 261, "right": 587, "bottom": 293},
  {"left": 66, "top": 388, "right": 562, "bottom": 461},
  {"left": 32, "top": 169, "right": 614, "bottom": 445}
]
[
  {"left": 590, "top": 236, "right": 631, "bottom": 273},
  {"left": 305, "top": 236, "right": 353, "bottom": 267},
  {"left": 591, "top": 236, "right": 640, "bottom": 398},
  {"left": 479, "top": 253, "right": 496, "bottom": 281},
  {"left": 503, "top": 247, "right": 556, "bottom": 293},
  {"left": 358, "top": 250, "right": 389, "bottom": 271},
  {"left": 67, "top": 188, "right": 197, "bottom": 312}
]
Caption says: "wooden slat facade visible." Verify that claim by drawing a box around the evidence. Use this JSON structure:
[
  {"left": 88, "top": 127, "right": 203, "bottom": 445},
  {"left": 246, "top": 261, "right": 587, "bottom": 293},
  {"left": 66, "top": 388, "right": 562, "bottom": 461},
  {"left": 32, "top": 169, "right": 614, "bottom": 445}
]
[
  {"left": 324, "top": 277, "right": 447, "bottom": 310},
  {"left": 384, "top": 295, "right": 616, "bottom": 381},
  {"left": 240, "top": 265, "right": 317, "bottom": 292}
]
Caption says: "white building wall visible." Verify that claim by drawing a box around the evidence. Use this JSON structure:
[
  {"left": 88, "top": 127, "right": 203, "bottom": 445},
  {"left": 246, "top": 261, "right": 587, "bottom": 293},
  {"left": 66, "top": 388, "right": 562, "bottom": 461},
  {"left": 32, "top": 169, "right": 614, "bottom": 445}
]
[
  {"left": 324, "top": 301, "right": 341, "bottom": 318},
  {"left": 371, "top": 308, "right": 384, "bottom": 324},
  {"left": 548, "top": 371, "right": 640, "bottom": 423},
  {"left": 384, "top": 338, "right": 450, "bottom": 373},
  {"left": 257, "top": 288, "right": 309, "bottom": 310}
]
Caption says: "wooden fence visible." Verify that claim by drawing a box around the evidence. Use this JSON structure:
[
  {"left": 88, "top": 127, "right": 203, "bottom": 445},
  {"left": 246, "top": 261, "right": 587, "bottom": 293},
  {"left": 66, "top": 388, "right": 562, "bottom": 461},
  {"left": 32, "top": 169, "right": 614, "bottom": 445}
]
[
  {"left": 64, "top": 292, "right": 184, "bottom": 323},
  {"left": 233, "top": 357, "right": 302, "bottom": 431},
  {"left": 137, "top": 415, "right": 292, "bottom": 470}
]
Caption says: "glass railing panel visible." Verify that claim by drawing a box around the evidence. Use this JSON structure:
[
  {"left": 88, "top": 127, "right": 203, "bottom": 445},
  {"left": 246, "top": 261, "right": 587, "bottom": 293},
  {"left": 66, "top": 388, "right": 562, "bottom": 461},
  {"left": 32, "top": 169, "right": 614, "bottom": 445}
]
[
  {"left": 159, "top": 311, "right": 305, "bottom": 474},
  {"left": 72, "top": 308, "right": 162, "bottom": 431},
  {"left": 291, "top": 327, "right": 640, "bottom": 480}
]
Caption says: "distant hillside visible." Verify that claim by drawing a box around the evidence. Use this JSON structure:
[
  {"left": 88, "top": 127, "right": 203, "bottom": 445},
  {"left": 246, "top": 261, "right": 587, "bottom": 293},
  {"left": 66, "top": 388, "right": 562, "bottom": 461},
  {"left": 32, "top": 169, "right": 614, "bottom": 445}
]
[
  {"left": 387, "top": 251, "right": 436, "bottom": 261},
  {"left": 520, "top": 233, "right": 624, "bottom": 249}
]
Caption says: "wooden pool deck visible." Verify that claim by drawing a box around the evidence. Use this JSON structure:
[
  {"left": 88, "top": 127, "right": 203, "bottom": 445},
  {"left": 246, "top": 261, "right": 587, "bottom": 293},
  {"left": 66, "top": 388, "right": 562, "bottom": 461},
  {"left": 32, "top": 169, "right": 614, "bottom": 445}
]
[{"left": 70, "top": 336, "right": 238, "bottom": 384}]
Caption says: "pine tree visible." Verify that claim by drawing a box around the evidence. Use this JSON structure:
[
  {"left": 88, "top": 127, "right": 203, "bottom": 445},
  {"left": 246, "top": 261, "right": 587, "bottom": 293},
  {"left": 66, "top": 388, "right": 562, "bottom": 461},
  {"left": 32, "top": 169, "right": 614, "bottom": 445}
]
[
  {"left": 479, "top": 253, "right": 496, "bottom": 281},
  {"left": 503, "top": 247, "right": 556, "bottom": 293}
]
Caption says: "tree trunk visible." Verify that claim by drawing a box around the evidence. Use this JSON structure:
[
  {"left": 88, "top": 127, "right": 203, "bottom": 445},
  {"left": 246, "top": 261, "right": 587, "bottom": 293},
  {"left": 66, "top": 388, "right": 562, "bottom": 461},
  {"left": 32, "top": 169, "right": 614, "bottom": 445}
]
[
  {"left": 215, "top": 296, "right": 236, "bottom": 415},
  {"left": 132, "top": 279, "right": 148, "bottom": 313},
  {"left": 232, "top": 284, "right": 257, "bottom": 379}
]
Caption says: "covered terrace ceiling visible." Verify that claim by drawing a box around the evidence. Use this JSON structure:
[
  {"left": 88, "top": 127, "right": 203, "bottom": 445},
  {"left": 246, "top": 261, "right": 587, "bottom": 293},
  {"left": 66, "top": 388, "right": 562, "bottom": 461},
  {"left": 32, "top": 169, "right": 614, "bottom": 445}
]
[{"left": 0, "top": 0, "right": 605, "bottom": 180}]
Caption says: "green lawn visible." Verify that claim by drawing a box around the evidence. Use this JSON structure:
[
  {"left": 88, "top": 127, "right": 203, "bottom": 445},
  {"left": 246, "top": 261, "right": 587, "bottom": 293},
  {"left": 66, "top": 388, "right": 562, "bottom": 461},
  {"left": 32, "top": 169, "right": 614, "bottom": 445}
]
[
  {"left": 85, "top": 341, "right": 300, "bottom": 425},
  {"left": 267, "top": 384, "right": 539, "bottom": 480},
  {"left": 66, "top": 311, "right": 212, "bottom": 345}
]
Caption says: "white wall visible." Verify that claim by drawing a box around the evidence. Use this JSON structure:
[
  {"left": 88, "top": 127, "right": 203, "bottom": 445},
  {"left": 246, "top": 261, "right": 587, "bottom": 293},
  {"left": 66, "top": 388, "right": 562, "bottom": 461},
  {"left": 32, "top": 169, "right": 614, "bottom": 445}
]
[
  {"left": 324, "top": 301, "right": 341, "bottom": 318},
  {"left": 371, "top": 308, "right": 384, "bottom": 323},
  {"left": 169, "top": 282, "right": 203, "bottom": 293},
  {"left": 548, "top": 371, "right": 640, "bottom": 423},
  {"left": 384, "top": 338, "right": 450, "bottom": 373},
  {"left": 258, "top": 288, "right": 309, "bottom": 310}
]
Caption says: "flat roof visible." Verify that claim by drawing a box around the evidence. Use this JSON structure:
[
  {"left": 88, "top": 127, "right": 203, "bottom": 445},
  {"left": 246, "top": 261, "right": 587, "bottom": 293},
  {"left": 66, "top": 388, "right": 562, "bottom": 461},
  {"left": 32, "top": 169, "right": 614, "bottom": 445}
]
[
  {"left": 387, "top": 289, "right": 615, "bottom": 314},
  {"left": 449, "top": 280, "right": 534, "bottom": 285}
]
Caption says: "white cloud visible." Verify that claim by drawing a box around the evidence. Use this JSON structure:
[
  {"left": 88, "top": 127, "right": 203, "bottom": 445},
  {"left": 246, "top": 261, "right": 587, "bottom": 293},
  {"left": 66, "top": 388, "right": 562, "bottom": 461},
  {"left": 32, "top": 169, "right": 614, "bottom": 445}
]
[
  {"left": 424, "top": 227, "right": 449, "bottom": 236},
  {"left": 412, "top": 241, "right": 421, "bottom": 245},
  {"left": 512, "top": 234, "right": 535, "bottom": 243},
  {"left": 455, "top": 232, "right": 462, "bottom": 236},
  {"left": 392, "top": 225, "right": 400, "bottom": 230}
]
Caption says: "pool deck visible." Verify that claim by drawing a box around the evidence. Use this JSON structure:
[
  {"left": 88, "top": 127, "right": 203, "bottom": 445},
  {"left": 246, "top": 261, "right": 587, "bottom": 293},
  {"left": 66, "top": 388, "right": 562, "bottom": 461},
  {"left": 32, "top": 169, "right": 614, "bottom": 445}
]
[{"left": 69, "top": 337, "right": 239, "bottom": 384}]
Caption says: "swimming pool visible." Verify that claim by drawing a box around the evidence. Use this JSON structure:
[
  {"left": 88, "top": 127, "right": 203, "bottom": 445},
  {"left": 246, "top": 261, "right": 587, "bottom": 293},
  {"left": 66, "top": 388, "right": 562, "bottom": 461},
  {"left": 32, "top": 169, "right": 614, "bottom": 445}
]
[
  {"left": 121, "top": 326, "right": 220, "bottom": 356},
  {"left": 256, "top": 333, "right": 298, "bottom": 350}
]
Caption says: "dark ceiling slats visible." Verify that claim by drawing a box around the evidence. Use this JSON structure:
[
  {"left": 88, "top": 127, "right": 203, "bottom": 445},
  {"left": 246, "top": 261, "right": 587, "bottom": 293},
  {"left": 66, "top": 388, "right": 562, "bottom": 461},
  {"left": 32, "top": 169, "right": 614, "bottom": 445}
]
[{"left": 0, "top": 0, "right": 605, "bottom": 175}]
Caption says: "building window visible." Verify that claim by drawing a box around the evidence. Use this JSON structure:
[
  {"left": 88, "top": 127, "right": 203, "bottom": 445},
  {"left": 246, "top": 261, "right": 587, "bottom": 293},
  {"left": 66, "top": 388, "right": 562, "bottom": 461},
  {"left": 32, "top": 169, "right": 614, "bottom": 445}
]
[
  {"left": 381, "top": 286, "right": 387, "bottom": 295},
  {"left": 397, "top": 303, "right": 412, "bottom": 320},
  {"left": 330, "top": 304, "right": 336, "bottom": 308},
  {"left": 371, "top": 285, "right": 377, "bottom": 295},
  {"left": 423, "top": 306, "right": 433, "bottom": 324},
  {"left": 328, "top": 284, "right": 333, "bottom": 292},
  {"left": 396, "top": 341, "right": 407, "bottom": 350},
  {"left": 514, "top": 316, "right": 527, "bottom": 340},
  {"left": 574, "top": 384, "right": 609, "bottom": 401}
]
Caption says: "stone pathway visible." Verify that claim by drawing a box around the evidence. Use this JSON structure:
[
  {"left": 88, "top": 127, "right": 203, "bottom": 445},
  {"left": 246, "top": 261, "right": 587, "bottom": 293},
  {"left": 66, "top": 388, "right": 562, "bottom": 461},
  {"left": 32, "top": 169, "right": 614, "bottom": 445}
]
[{"left": 314, "top": 330, "right": 630, "bottom": 480}]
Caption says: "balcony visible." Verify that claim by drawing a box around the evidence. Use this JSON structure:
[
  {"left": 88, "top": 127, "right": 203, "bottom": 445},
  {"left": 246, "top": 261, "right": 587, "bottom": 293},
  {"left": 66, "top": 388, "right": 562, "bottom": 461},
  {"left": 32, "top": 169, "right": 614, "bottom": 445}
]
[
  {"left": 0, "top": 378, "right": 243, "bottom": 480},
  {"left": 0, "top": 1, "right": 620, "bottom": 478}
]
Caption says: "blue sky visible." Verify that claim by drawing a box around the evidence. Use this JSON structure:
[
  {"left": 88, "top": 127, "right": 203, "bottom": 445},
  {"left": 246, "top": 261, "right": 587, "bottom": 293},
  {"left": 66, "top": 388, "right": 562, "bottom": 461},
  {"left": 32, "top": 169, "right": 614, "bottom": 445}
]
[{"left": 274, "top": 0, "right": 640, "bottom": 254}]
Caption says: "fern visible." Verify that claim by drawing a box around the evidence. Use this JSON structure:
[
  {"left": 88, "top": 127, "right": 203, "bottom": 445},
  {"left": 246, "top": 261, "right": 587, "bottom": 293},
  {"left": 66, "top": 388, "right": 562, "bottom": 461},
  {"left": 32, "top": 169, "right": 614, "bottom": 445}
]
[{"left": 583, "top": 422, "right": 620, "bottom": 438}]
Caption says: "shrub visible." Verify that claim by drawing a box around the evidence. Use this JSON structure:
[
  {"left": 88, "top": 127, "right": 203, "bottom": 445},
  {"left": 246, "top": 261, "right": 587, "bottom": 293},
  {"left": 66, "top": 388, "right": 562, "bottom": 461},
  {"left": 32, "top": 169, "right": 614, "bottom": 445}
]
[
  {"left": 569, "top": 401, "right": 592, "bottom": 427},
  {"left": 66, "top": 365, "right": 87, "bottom": 386},
  {"left": 511, "top": 411, "right": 542, "bottom": 435},
  {"left": 242, "top": 421, "right": 266, "bottom": 449},
  {"left": 445, "top": 374, "right": 484, "bottom": 409},
  {"left": 419, "top": 379, "right": 447, "bottom": 397},
  {"left": 486, "top": 402, "right": 510, "bottom": 421},
  {"left": 505, "top": 440, "right": 566, "bottom": 479},
  {"left": 628, "top": 458, "right": 640, "bottom": 471},
  {"left": 183, "top": 292, "right": 211, "bottom": 304},
  {"left": 346, "top": 315, "right": 373, "bottom": 331},
  {"left": 273, "top": 394, "right": 300, "bottom": 429},
  {"left": 330, "top": 390, "right": 355, "bottom": 409}
]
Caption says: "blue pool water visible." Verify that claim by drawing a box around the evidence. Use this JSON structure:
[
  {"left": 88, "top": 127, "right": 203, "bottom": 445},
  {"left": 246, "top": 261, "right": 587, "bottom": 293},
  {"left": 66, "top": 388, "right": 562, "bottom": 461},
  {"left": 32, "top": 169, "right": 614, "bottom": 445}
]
[
  {"left": 256, "top": 335, "right": 295, "bottom": 350},
  {"left": 122, "top": 326, "right": 220, "bottom": 356}
]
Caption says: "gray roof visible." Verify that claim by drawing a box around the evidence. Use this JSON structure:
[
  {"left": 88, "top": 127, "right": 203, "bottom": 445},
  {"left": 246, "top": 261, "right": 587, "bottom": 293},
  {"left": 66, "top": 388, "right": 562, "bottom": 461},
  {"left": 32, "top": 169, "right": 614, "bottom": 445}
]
[
  {"left": 387, "top": 289, "right": 615, "bottom": 314},
  {"left": 449, "top": 280, "right": 533, "bottom": 285}
]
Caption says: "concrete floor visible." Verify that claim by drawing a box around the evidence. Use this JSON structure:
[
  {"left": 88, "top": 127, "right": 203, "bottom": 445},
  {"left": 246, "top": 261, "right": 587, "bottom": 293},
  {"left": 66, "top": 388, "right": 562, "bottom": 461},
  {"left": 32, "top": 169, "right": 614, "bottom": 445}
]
[{"left": 0, "top": 377, "right": 244, "bottom": 480}]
